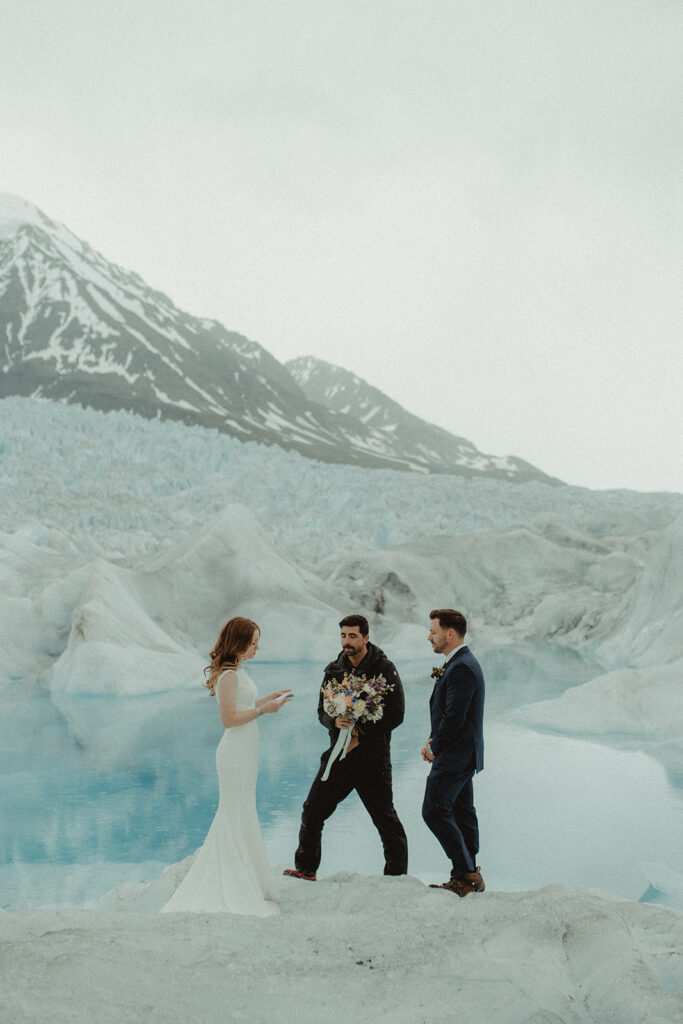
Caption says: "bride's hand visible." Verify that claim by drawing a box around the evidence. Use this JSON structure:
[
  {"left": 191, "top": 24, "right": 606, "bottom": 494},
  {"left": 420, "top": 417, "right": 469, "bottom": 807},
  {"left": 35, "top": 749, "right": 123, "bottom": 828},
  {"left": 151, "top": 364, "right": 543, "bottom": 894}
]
[
  {"left": 267, "top": 689, "right": 293, "bottom": 702},
  {"left": 260, "top": 697, "right": 289, "bottom": 714}
]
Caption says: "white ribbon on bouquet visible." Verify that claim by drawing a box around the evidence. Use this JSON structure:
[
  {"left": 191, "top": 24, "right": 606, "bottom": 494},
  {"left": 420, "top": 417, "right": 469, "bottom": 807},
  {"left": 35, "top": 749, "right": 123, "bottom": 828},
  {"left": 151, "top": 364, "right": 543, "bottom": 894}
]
[{"left": 321, "top": 723, "right": 356, "bottom": 782}]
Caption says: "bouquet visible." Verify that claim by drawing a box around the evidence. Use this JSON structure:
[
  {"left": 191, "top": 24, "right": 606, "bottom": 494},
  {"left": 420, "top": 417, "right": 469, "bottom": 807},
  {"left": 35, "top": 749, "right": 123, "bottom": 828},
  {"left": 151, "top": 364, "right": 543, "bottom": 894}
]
[{"left": 321, "top": 671, "right": 394, "bottom": 781}]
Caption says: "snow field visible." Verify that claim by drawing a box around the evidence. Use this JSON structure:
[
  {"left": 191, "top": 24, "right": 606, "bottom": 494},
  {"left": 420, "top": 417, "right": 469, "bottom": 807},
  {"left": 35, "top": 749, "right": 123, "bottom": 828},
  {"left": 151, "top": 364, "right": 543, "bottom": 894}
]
[{"left": 1, "top": 876, "right": 681, "bottom": 1024}]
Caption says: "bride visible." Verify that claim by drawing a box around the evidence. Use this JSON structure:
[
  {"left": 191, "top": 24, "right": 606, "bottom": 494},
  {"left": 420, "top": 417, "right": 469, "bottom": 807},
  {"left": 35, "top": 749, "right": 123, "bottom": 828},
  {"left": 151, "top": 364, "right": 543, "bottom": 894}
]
[{"left": 161, "top": 616, "right": 291, "bottom": 916}]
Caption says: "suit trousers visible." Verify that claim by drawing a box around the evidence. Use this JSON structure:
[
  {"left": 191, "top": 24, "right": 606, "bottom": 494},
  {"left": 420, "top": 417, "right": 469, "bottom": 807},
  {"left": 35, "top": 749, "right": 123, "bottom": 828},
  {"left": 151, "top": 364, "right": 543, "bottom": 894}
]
[
  {"left": 422, "top": 766, "right": 479, "bottom": 877},
  {"left": 294, "top": 746, "right": 408, "bottom": 876}
]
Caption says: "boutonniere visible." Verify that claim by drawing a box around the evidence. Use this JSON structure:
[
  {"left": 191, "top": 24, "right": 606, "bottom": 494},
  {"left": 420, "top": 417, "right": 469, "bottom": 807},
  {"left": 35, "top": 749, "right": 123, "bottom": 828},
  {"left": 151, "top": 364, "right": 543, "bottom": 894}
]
[{"left": 431, "top": 665, "right": 445, "bottom": 684}]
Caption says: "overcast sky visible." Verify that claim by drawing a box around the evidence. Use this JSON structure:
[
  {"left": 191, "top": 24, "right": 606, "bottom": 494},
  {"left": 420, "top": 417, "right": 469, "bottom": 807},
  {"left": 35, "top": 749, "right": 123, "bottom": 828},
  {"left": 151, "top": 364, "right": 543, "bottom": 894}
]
[{"left": 2, "top": 0, "right": 681, "bottom": 492}]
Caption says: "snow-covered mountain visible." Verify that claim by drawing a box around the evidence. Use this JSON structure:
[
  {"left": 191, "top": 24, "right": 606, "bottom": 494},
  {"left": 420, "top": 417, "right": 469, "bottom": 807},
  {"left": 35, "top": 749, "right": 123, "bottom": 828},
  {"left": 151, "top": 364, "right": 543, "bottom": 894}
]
[
  {"left": 0, "top": 193, "right": 554, "bottom": 482},
  {"left": 287, "top": 354, "right": 550, "bottom": 482}
]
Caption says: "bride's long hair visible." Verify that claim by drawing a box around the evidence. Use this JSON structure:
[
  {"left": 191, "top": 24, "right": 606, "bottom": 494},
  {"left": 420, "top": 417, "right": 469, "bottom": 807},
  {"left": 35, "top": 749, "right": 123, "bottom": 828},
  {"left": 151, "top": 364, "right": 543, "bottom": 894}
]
[{"left": 204, "top": 616, "right": 260, "bottom": 696}]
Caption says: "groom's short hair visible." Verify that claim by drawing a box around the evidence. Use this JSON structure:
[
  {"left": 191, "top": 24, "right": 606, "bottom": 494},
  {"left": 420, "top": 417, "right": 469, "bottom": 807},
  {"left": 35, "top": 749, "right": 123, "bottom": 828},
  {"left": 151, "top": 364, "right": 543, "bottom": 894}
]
[
  {"left": 339, "top": 614, "right": 369, "bottom": 636},
  {"left": 430, "top": 609, "right": 467, "bottom": 636}
]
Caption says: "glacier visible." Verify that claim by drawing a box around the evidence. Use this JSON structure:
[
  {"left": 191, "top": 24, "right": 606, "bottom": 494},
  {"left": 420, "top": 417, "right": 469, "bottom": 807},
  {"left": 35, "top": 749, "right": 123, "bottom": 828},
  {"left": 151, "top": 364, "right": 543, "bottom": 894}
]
[
  {"left": 1, "top": 394, "right": 680, "bottom": 777},
  {"left": 2, "top": 395, "right": 680, "bottom": 671}
]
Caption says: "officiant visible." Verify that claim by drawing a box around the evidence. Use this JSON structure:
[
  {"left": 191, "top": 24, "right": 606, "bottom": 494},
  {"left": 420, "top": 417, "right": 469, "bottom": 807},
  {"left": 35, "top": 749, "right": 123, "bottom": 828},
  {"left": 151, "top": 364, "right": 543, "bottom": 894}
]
[{"left": 284, "top": 614, "right": 408, "bottom": 880}]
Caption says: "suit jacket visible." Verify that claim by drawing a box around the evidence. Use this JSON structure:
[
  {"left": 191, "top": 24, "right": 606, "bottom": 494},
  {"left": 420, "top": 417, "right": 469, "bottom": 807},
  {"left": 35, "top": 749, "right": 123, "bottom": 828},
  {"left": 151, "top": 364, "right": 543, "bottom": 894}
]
[{"left": 429, "top": 645, "right": 485, "bottom": 774}]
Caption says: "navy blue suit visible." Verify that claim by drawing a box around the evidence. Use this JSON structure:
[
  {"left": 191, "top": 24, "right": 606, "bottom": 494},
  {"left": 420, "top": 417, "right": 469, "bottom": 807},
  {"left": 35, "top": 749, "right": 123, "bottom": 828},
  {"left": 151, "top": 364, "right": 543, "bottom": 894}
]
[{"left": 422, "top": 645, "right": 485, "bottom": 877}]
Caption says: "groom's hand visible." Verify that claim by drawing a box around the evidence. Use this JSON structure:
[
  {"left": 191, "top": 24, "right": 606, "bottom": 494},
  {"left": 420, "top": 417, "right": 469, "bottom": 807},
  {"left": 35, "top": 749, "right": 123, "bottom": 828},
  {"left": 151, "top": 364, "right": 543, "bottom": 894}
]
[{"left": 421, "top": 742, "right": 435, "bottom": 763}]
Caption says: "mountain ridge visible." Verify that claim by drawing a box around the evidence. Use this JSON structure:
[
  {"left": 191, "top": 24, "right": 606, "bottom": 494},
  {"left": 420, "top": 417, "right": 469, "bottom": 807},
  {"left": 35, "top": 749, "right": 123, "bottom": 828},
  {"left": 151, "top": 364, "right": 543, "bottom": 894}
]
[
  {"left": 0, "top": 193, "right": 557, "bottom": 483},
  {"left": 286, "top": 355, "right": 551, "bottom": 480}
]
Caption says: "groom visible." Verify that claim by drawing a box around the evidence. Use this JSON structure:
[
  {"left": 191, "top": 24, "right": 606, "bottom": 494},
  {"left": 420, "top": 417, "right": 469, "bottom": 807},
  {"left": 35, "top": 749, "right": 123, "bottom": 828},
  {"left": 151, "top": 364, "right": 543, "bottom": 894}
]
[
  {"left": 421, "top": 608, "right": 486, "bottom": 897},
  {"left": 284, "top": 614, "right": 408, "bottom": 880}
]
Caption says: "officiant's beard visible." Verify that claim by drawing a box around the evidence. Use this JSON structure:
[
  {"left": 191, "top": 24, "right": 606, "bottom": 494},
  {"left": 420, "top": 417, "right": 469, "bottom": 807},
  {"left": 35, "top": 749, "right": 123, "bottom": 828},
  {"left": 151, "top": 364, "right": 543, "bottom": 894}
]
[{"left": 341, "top": 635, "right": 368, "bottom": 665}]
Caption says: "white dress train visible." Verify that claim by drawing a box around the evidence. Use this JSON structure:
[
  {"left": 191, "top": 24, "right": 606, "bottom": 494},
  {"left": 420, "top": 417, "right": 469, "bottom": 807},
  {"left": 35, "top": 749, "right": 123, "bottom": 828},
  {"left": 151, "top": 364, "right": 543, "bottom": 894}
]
[{"left": 161, "top": 668, "right": 278, "bottom": 916}]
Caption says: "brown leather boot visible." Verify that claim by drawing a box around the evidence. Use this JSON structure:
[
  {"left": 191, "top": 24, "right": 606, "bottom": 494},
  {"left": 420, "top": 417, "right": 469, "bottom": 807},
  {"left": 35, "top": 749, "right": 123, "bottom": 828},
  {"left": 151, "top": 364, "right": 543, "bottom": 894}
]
[{"left": 430, "top": 866, "right": 485, "bottom": 897}]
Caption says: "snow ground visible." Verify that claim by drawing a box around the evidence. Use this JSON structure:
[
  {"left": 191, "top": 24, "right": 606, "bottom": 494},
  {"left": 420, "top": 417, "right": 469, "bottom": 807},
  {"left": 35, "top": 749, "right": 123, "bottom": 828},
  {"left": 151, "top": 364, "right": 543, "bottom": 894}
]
[{"left": 1, "top": 874, "right": 681, "bottom": 1024}]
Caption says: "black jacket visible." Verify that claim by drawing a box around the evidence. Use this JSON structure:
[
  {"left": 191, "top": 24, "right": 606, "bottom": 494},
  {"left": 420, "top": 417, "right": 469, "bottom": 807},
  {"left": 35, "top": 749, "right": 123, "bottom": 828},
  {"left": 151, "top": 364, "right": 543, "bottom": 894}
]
[{"left": 317, "top": 641, "right": 405, "bottom": 756}]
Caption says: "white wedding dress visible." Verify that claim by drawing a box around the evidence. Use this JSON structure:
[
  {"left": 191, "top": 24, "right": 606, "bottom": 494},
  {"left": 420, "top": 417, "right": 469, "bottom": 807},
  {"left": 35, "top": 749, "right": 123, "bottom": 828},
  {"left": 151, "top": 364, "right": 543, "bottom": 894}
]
[{"left": 161, "top": 668, "right": 278, "bottom": 916}]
